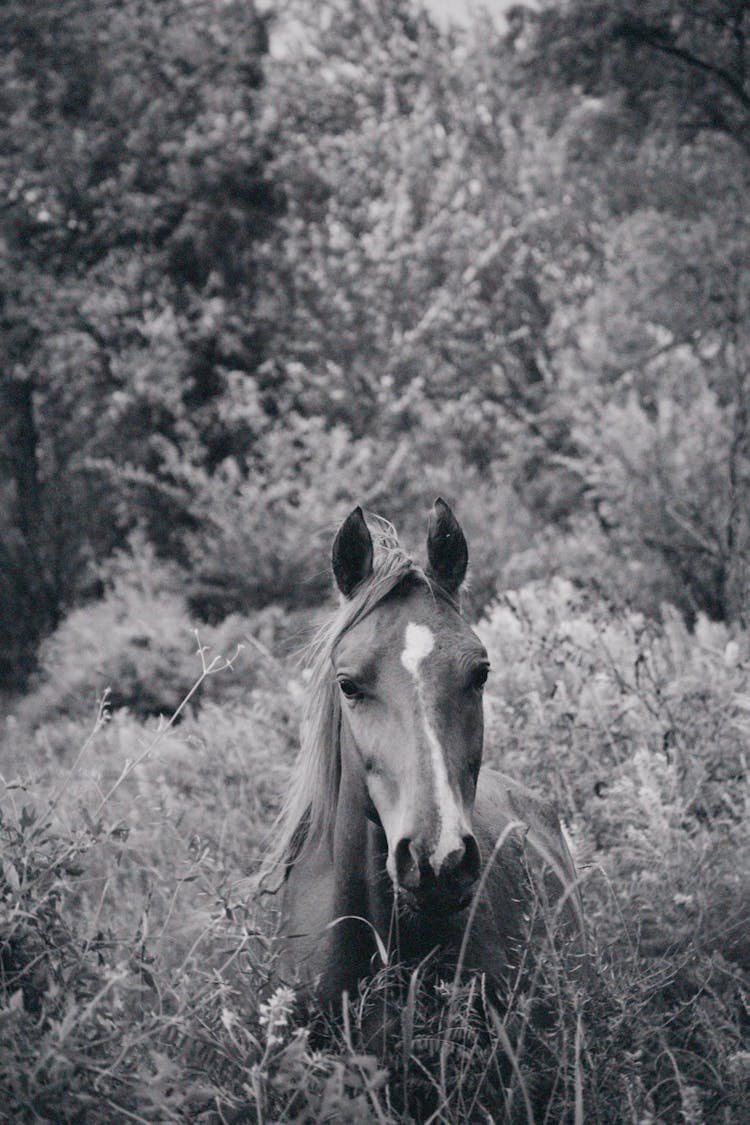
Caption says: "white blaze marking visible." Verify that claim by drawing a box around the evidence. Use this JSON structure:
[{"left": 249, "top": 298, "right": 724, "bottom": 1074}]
[
  {"left": 400, "top": 622, "right": 434, "bottom": 675},
  {"left": 400, "top": 622, "right": 464, "bottom": 875}
]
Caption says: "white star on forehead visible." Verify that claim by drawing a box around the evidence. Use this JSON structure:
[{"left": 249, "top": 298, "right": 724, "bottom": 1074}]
[{"left": 400, "top": 622, "right": 434, "bottom": 675}]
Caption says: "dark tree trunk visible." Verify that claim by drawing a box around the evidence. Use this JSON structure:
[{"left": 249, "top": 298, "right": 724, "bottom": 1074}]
[{"left": 4, "top": 374, "right": 42, "bottom": 542}]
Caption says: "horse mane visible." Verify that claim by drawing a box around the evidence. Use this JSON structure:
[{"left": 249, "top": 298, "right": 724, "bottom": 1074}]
[{"left": 262, "top": 514, "right": 427, "bottom": 887}]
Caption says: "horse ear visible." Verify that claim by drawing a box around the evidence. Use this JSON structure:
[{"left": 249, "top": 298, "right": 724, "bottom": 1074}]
[
  {"left": 332, "top": 506, "right": 374, "bottom": 597},
  {"left": 426, "top": 497, "right": 468, "bottom": 595}
]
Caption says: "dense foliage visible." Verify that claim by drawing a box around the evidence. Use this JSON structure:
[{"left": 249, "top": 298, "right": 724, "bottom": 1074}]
[
  {"left": 2, "top": 0, "right": 749, "bottom": 1120},
  {"left": 4, "top": 0, "right": 750, "bottom": 681},
  {"left": 0, "top": 0, "right": 277, "bottom": 680}
]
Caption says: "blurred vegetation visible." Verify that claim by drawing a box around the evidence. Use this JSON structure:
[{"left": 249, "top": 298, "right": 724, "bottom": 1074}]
[{"left": 1, "top": 0, "right": 750, "bottom": 1120}]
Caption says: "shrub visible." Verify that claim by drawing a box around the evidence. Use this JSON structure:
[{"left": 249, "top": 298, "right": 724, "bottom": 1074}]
[
  {"left": 479, "top": 581, "right": 750, "bottom": 1121},
  {"left": 183, "top": 414, "right": 540, "bottom": 624},
  {"left": 11, "top": 542, "right": 280, "bottom": 733}
]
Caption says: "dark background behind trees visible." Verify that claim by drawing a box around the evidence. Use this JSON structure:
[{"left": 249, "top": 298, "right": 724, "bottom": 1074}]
[{"left": 3, "top": 0, "right": 750, "bottom": 687}]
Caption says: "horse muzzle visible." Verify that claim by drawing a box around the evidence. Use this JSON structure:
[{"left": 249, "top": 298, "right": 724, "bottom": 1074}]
[
  {"left": 394, "top": 833, "right": 480, "bottom": 915},
  {"left": 399, "top": 884, "right": 474, "bottom": 917}
]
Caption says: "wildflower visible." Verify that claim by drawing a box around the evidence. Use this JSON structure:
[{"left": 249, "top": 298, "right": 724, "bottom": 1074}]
[
  {"left": 258, "top": 985, "right": 296, "bottom": 1047},
  {"left": 727, "top": 1051, "right": 750, "bottom": 1079},
  {"left": 679, "top": 1084, "right": 704, "bottom": 1125}
]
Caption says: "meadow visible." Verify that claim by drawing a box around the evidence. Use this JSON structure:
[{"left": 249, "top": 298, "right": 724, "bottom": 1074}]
[{"left": 1, "top": 557, "right": 748, "bottom": 1122}]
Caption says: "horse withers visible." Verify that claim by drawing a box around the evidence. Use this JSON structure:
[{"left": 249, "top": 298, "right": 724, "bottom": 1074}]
[{"left": 265, "top": 500, "right": 586, "bottom": 1010}]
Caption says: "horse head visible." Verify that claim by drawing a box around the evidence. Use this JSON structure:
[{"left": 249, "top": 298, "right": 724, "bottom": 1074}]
[{"left": 330, "top": 498, "right": 489, "bottom": 916}]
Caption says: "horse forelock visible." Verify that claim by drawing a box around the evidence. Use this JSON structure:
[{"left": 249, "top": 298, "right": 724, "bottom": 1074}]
[{"left": 262, "top": 516, "right": 428, "bottom": 885}]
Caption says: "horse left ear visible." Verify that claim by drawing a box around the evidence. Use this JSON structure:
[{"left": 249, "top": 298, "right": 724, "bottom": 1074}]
[
  {"left": 426, "top": 497, "right": 468, "bottom": 595},
  {"left": 332, "top": 506, "right": 374, "bottom": 597}
]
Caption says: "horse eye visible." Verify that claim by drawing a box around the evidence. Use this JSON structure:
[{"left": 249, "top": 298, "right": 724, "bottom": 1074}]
[
  {"left": 338, "top": 678, "right": 362, "bottom": 700},
  {"left": 470, "top": 665, "right": 490, "bottom": 691}
]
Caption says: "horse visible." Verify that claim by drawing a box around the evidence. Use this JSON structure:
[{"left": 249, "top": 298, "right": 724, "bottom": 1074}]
[{"left": 265, "top": 499, "right": 586, "bottom": 1012}]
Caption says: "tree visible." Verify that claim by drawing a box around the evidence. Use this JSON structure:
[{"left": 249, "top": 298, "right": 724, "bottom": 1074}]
[
  {"left": 257, "top": 0, "right": 560, "bottom": 447},
  {"left": 505, "top": 0, "right": 750, "bottom": 621},
  {"left": 528, "top": 1, "right": 750, "bottom": 153},
  {"left": 0, "top": 0, "right": 278, "bottom": 680}
]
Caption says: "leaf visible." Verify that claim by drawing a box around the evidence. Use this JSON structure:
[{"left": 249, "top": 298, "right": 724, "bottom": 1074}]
[
  {"left": 324, "top": 915, "right": 389, "bottom": 966},
  {"left": 8, "top": 989, "right": 24, "bottom": 1012},
  {"left": 402, "top": 963, "right": 421, "bottom": 1078},
  {"left": 20, "top": 805, "right": 37, "bottom": 831},
  {"left": 2, "top": 862, "right": 21, "bottom": 893}
]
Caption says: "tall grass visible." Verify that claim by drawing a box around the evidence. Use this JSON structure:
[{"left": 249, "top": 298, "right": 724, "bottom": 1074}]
[{"left": 1, "top": 584, "right": 748, "bottom": 1121}]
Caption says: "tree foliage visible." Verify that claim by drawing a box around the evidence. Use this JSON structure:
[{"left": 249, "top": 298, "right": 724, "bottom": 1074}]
[
  {"left": 0, "top": 0, "right": 277, "bottom": 679},
  {"left": 2, "top": 0, "right": 750, "bottom": 684},
  {"left": 516, "top": 0, "right": 750, "bottom": 621}
]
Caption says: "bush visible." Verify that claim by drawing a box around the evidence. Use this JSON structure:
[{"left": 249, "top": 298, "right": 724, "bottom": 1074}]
[
  {"left": 479, "top": 581, "right": 750, "bottom": 1121},
  {"left": 11, "top": 542, "right": 278, "bottom": 732},
  {"left": 185, "top": 418, "right": 540, "bottom": 624}
]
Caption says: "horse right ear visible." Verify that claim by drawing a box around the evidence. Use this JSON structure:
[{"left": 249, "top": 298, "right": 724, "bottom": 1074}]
[{"left": 332, "top": 506, "right": 374, "bottom": 598}]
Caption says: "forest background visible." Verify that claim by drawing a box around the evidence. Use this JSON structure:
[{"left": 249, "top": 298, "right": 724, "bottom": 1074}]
[{"left": 1, "top": 1, "right": 749, "bottom": 1121}]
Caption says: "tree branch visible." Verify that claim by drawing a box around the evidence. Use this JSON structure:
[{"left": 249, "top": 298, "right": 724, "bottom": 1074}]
[{"left": 617, "top": 17, "right": 750, "bottom": 113}]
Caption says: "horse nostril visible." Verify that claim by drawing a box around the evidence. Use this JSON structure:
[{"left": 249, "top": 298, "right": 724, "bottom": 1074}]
[
  {"left": 394, "top": 837, "right": 421, "bottom": 890},
  {"left": 442, "top": 834, "right": 480, "bottom": 890},
  {"left": 440, "top": 839, "right": 466, "bottom": 875},
  {"left": 396, "top": 834, "right": 480, "bottom": 897},
  {"left": 464, "top": 834, "right": 481, "bottom": 881}
]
